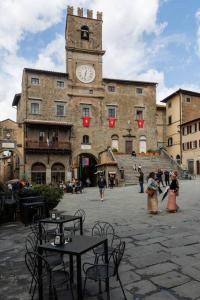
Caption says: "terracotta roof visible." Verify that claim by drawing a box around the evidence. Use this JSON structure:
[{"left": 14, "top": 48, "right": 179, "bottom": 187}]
[
  {"left": 24, "top": 119, "right": 73, "bottom": 127},
  {"left": 12, "top": 93, "right": 21, "bottom": 106},
  {"left": 24, "top": 68, "right": 68, "bottom": 77},
  {"left": 103, "top": 78, "right": 157, "bottom": 86},
  {"left": 161, "top": 89, "right": 200, "bottom": 103},
  {"left": 180, "top": 117, "right": 200, "bottom": 127}
]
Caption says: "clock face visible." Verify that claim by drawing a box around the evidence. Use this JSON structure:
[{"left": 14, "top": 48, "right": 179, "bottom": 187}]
[{"left": 76, "top": 64, "right": 95, "bottom": 83}]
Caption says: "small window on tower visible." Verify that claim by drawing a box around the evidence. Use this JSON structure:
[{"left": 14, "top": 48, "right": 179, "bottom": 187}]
[{"left": 81, "top": 25, "right": 89, "bottom": 40}]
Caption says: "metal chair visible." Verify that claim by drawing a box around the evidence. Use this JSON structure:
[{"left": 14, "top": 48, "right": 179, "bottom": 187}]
[
  {"left": 91, "top": 221, "right": 115, "bottom": 263},
  {"left": 25, "top": 251, "right": 74, "bottom": 300},
  {"left": 64, "top": 209, "right": 86, "bottom": 235},
  {"left": 83, "top": 241, "right": 127, "bottom": 300}
]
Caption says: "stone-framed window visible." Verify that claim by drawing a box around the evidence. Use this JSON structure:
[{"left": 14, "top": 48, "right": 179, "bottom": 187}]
[
  {"left": 135, "top": 107, "right": 144, "bottom": 120},
  {"left": 185, "top": 96, "right": 191, "bottom": 103},
  {"left": 108, "top": 85, "right": 116, "bottom": 92},
  {"left": 82, "top": 106, "right": 90, "bottom": 117},
  {"left": 56, "top": 104, "right": 65, "bottom": 116},
  {"left": 168, "top": 101, "right": 172, "bottom": 108},
  {"left": 30, "top": 102, "right": 40, "bottom": 114},
  {"left": 31, "top": 77, "right": 40, "bottom": 85},
  {"left": 168, "top": 116, "right": 172, "bottom": 125},
  {"left": 82, "top": 135, "right": 90, "bottom": 144},
  {"left": 136, "top": 87, "right": 143, "bottom": 95},
  {"left": 57, "top": 80, "right": 64, "bottom": 88},
  {"left": 168, "top": 137, "right": 173, "bottom": 146},
  {"left": 108, "top": 106, "right": 116, "bottom": 118}
]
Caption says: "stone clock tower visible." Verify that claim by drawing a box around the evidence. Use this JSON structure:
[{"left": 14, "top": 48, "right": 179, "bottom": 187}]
[{"left": 65, "top": 6, "right": 105, "bottom": 88}]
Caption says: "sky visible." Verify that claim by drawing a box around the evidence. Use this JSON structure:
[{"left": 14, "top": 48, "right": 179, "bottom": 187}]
[{"left": 0, "top": 0, "right": 200, "bottom": 121}]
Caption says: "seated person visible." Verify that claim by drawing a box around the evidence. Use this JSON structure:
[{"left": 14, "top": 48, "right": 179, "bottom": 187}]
[{"left": 131, "top": 150, "right": 136, "bottom": 157}]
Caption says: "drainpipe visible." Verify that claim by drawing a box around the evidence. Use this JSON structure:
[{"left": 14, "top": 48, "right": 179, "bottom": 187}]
[{"left": 179, "top": 92, "right": 183, "bottom": 164}]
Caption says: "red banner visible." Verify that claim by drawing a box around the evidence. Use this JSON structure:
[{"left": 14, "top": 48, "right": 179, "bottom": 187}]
[
  {"left": 82, "top": 116, "right": 91, "bottom": 127},
  {"left": 137, "top": 119, "right": 144, "bottom": 128},
  {"left": 108, "top": 117, "right": 116, "bottom": 128}
]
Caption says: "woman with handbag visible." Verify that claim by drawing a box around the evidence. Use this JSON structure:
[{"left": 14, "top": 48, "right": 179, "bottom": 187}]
[
  {"left": 146, "top": 172, "right": 158, "bottom": 214},
  {"left": 166, "top": 171, "right": 179, "bottom": 213}
]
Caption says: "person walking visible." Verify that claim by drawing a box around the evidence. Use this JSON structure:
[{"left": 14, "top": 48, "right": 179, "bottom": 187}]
[
  {"left": 166, "top": 171, "right": 179, "bottom": 213},
  {"left": 146, "top": 172, "right": 158, "bottom": 214},
  {"left": 97, "top": 174, "right": 107, "bottom": 201},
  {"left": 138, "top": 169, "right": 144, "bottom": 193},
  {"left": 164, "top": 170, "right": 170, "bottom": 186}
]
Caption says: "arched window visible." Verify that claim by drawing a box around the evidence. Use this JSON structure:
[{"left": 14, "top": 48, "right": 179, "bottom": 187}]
[
  {"left": 139, "top": 136, "right": 147, "bottom": 153},
  {"left": 81, "top": 25, "right": 89, "bottom": 40},
  {"left": 83, "top": 135, "right": 90, "bottom": 145},
  {"left": 31, "top": 162, "right": 46, "bottom": 184},
  {"left": 168, "top": 137, "right": 173, "bottom": 146},
  {"left": 51, "top": 163, "right": 65, "bottom": 184}
]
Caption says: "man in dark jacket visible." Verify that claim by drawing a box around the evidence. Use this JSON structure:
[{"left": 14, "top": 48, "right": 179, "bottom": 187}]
[
  {"left": 138, "top": 169, "right": 144, "bottom": 193},
  {"left": 97, "top": 174, "right": 107, "bottom": 201}
]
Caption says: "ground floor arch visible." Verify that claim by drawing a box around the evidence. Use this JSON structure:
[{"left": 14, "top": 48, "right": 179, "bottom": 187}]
[
  {"left": 78, "top": 153, "right": 98, "bottom": 187},
  {"left": 31, "top": 162, "right": 46, "bottom": 184},
  {"left": 51, "top": 163, "right": 65, "bottom": 184}
]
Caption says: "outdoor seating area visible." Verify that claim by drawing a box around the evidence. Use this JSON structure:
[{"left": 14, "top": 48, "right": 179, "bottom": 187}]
[{"left": 17, "top": 208, "right": 127, "bottom": 300}]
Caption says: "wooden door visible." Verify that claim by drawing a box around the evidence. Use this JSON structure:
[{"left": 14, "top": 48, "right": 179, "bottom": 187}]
[{"left": 125, "top": 141, "right": 133, "bottom": 154}]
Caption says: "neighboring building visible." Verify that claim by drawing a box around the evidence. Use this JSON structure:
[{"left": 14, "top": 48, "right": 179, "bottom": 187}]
[
  {"left": 156, "top": 105, "right": 166, "bottom": 149},
  {"left": 12, "top": 6, "right": 159, "bottom": 185},
  {"left": 161, "top": 89, "right": 200, "bottom": 164},
  {"left": 0, "top": 119, "right": 22, "bottom": 181},
  {"left": 181, "top": 118, "right": 200, "bottom": 175}
]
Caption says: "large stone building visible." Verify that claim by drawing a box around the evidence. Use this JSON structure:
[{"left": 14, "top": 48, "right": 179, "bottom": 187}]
[
  {"left": 161, "top": 89, "right": 200, "bottom": 166},
  {"left": 12, "top": 7, "right": 164, "bottom": 185}
]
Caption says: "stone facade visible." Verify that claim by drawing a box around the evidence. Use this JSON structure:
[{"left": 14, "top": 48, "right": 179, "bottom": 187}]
[
  {"left": 161, "top": 89, "right": 200, "bottom": 165},
  {"left": 156, "top": 105, "right": 166, "bottom": 149},
  {"left": 181, "top": 118, "right": 200, "bottom": 174},
  {"left": 12, "top": 6, "right": 159, "bottom": 185}
]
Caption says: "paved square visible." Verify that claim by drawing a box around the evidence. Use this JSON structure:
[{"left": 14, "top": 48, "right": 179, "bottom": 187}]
[{"left": 1, "top": 179, "right": 200, "bottom": 299}]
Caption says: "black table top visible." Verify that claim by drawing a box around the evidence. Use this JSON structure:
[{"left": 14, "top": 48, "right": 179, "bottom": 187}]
[
  {"left": 38, "top": 235, "right": 107, "bottom": 255},
  {"left": 39, "top": 214, "right": 81, "bottom": 224},
  {"left": 22, "top": 202, "right": 45, "bottom": 207}
]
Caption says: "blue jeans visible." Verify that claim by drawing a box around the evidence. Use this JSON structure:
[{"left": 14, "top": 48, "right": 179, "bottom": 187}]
[{"left": 139, "top": 182, "right": 144, "bottom": 193}]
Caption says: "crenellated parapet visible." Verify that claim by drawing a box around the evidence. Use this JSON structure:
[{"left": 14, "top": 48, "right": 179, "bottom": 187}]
[{"left": 67, "top": 6, "right": 102, "bottom": 20}]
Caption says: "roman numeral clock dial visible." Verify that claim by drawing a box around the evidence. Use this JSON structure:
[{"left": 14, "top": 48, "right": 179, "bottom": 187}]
[{"left": 76, "top": 64, "right": 96, "bottom": 83}]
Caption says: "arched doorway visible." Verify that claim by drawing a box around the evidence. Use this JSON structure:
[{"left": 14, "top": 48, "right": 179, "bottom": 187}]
[
  {"left": 31, "top": 162, "right": 46, "bottom": 184},
  {"left": 111, "top": 134, "right": 119, "bottom": 151},
  {"left": 79, "top": 153, "right": 97, "bottom": 187},
  {"left": 139, "top": 136, "right": 147, "bottom": 153},
  {"left": 51, "top": 163, "right": 65, "bottom": 184}
]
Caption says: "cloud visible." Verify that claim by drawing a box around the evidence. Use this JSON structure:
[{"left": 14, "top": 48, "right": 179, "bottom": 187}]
[{"left": 196, "top": 9, "right": 200, "bottom": 57}]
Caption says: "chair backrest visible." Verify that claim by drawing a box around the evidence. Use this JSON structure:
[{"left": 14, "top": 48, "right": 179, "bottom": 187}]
[
  {"left": 25, "top": 251, "right": 55, "bottom": 299},
  {"left": 30, "top": 222, "right": 47, "bottom": 242},
  {"left": 74, "top": 208, "right": 86, "bottom": 223},
  {"left": 113, "top": 241, "right": 126, "bottom": 275},
  {"left": 25, "top": 233, "right": 38, "bottom": 253},
  {"left": 92, "top": 221, "right": 115, "bottom": 246}
]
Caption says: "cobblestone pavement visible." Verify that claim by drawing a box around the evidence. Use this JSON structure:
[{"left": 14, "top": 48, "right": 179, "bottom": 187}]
[{"left": 1, "top": 179, "right": 200, "bottom": 299}]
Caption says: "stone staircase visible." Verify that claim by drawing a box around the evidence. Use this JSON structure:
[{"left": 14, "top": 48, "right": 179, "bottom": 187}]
[{"left": 114, "top": 154, "right": 174, "bottom": 185}]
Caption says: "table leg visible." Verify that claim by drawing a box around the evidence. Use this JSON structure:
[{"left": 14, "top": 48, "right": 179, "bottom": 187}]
[
  {"left": 70, "top": 255, "right": 74, "bottom": 284},
  {"left": 76, "top": 255, "right": 82, "bottom": 300},
  {"left": 59, "top": 223, "right": 63, "bottom": 233},
  {"left": 39, "top": 222, "right": 42, "bottom": 245},
  {"left": 80, "top": 217, "right": 83, "bottom": 235},
  {"left": 38, "top": 247, "right": 43, "bottom": 300},
  {"left": 104, "top": 239, "right": 110, "bottom": 300}
]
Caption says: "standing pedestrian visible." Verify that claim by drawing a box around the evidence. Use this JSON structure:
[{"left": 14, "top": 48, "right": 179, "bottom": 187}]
[
  {"left": 97, "top": 174, "right": 107, "bottom": 201},
  {"left": 138, "top": 169, "right": 144, "bottom": 193},
  {"left": 146, "top": 172, "right": 158, "bottom": 214},
  {"left": 157, "top": 169, "right": 165, "bottom": 187},
  {"left": 164, "top": 170, "right": 170, "bottom": 186},
  {"left": 166, "top": 171, "right": 179, "bottom": 213}
]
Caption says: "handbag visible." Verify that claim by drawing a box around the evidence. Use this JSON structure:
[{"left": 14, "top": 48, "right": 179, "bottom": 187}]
[{"left": 145, "top": 188, "right": 155, "bottom": 197}]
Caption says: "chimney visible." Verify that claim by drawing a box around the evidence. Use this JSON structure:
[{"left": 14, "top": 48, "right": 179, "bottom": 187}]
[
  {"left": 87, "top": 9, "right": 93, "bottom": 19},
  {"left": 67, "top": 6, "right": 74, "bottom": 15},
  {"left": 97, "top": 11, "right": 103, "bottom": 20},
  {"left": 77, "top": 7, "right": 83, "bottom": 17}
]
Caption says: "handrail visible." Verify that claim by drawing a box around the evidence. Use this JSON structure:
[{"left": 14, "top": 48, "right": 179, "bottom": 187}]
[
  {"left": 108, "top": 147, "right": 117, "bottom": 162},
  {"left": 160, "top": 148, "right": 184, "bottom": 173}
]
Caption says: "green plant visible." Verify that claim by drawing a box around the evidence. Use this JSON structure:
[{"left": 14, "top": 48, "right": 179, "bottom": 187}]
[{"left": 33, "top": 185, "right": 64, "bottom": 210}]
